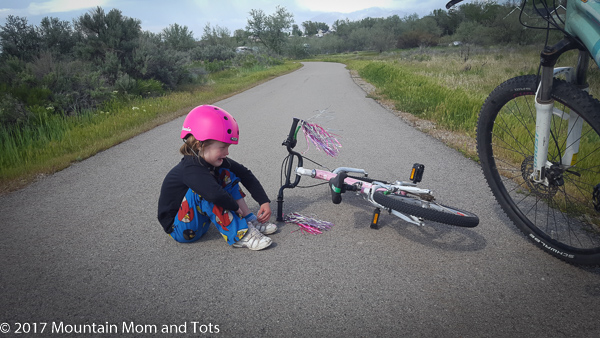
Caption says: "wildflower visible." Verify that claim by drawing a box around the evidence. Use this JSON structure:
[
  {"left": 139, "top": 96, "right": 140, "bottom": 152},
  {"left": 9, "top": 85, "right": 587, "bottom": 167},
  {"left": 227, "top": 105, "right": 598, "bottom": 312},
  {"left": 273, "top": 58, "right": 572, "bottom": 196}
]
[{"left": 132, "top": 107, "right": 139, "bottom": 110}]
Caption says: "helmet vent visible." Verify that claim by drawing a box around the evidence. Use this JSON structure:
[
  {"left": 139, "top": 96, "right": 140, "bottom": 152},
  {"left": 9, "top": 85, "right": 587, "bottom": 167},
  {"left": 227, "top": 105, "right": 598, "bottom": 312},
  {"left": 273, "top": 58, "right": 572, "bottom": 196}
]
[
  {"left": 224, "top": 116, "right": 229, "bottom": 120},
  {"left": 227, "top": 129, "right": 232, "bottom": 134}
]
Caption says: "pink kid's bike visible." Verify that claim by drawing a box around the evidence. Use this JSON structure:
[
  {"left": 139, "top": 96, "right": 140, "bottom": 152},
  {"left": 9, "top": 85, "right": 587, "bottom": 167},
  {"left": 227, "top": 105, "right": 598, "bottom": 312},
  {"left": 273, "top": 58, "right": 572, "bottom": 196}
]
[{"left": 275, "top": 118, "right": 479, "bottom": 229}]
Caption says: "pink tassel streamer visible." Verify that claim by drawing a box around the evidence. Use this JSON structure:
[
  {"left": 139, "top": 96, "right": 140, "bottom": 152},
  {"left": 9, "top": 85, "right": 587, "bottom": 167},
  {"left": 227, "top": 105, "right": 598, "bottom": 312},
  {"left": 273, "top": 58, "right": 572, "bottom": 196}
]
[
  {"left": 300, "top": 121, "right": 342, "bottom": 157},
  {"left": 284, "top": 212, "right": 334, "bottom": 235}
]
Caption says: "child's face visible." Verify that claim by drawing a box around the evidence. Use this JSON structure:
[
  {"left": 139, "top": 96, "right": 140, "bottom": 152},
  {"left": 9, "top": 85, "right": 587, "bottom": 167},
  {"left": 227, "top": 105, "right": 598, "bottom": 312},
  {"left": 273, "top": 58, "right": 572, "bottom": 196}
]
[{"left": 202, "top": 140, "right": 230, "bottom": 167}]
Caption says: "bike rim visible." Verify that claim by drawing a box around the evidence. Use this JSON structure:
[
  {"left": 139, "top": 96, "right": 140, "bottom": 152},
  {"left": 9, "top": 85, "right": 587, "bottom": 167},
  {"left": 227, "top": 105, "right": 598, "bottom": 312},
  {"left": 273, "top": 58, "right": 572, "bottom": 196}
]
[{"left": 487, "top": 88, "right": 600, "bottom": 254}]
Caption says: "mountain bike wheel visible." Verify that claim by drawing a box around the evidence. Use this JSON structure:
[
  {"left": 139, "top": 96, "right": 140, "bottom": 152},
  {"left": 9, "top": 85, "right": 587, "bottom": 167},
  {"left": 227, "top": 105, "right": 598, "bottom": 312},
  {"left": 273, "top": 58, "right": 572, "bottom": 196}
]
[
  {"left": 373, "top": 191, "right": 479, "bottom": 227},
  {"left": 477, "top": 75, "right": 600, "bottom": 265}
]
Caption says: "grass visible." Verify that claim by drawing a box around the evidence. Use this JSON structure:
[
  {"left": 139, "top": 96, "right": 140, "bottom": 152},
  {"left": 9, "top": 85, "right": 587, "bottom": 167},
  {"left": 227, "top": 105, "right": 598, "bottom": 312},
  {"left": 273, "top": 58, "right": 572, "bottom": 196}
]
[
  {"left": 3, "top": 44, "right": 599, "bottom": 194},
  {"left": 0, "top": 62, "right": 302, "bottom": 193},
  {"left": 314, "top": 45, "right": 599, "bottom": 154}
]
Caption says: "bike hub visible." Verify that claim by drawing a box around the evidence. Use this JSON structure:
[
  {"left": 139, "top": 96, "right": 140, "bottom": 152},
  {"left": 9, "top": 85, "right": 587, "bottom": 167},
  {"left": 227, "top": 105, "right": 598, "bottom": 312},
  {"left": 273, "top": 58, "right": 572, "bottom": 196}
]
[{"left": 521, "top": 156, "right": 559, "bottom": 198}]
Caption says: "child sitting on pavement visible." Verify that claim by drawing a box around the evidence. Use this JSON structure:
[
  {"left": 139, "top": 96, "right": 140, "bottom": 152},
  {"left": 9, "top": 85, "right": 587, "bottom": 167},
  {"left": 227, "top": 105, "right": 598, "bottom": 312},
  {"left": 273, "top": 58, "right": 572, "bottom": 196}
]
[{"left": 157, "top": 105, "right": 276, "bottom": 250}]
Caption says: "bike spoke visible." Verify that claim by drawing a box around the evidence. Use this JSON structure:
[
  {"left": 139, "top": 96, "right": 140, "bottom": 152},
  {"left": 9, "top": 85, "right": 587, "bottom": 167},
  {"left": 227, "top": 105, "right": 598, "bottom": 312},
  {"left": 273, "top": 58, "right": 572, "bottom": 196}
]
[{"left": 479, "top": 75, "right": 600, "bottom": 262}]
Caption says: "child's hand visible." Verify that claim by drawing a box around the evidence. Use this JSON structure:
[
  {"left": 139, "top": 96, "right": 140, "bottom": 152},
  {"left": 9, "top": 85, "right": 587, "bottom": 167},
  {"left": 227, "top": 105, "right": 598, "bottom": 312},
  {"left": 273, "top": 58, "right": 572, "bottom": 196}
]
[{"left": 256, "top": 203, "right": 272, "bottom": 223}]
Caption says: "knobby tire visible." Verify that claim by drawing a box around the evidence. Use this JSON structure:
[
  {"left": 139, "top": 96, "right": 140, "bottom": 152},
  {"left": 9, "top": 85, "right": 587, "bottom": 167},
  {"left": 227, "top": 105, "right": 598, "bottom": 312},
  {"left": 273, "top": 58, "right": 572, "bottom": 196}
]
[
  {"left": 373, "top": 191, "right": 479, "bottom": 228},
  {"left": 477, "top": 75, "right": 600, "bottom": 266}
]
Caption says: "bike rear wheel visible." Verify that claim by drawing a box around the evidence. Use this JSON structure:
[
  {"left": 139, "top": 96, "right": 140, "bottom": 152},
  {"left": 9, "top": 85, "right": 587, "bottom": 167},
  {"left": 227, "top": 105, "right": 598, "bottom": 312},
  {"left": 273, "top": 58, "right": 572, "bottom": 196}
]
[
  {"left": 373, "top": 191, "right": 479, "bottom": 227},
  {"left": 477, "top": 75, "right": 600, "bottom": 265}
]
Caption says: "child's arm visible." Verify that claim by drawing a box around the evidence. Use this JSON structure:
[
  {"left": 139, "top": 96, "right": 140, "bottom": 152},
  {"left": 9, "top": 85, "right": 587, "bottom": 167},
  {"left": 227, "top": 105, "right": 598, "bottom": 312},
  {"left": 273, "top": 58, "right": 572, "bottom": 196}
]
[
  {"left": 182, "top": 160, "right": 240, "bottom": 211},
  {"left": 227, "top": 159, "right": 271, "bottom": 207}
]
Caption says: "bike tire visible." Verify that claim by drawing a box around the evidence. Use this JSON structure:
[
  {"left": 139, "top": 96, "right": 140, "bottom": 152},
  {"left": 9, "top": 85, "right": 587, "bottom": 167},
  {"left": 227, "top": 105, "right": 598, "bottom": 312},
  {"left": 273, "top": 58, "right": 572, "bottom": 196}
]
[
  {"left": 477, "top": 75, "right": 600, "bottom": 265},
  {"left": 373, "top": 191, "right": 479, "bottom": 227}
]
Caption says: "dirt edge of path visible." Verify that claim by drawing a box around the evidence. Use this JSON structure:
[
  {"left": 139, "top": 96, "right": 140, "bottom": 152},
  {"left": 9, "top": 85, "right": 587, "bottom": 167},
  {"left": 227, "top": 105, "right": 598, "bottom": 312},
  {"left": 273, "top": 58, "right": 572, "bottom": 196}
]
[{"left": 350, "top": 70, "right": 478, "bottom": 160}]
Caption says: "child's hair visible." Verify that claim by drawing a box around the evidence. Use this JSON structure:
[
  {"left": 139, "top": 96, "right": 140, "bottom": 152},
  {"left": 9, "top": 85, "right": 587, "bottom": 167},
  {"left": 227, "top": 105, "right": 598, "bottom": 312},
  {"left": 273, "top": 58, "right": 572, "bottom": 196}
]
[{"left": 180, "top": 135, "right": 215, "bottom": 157}]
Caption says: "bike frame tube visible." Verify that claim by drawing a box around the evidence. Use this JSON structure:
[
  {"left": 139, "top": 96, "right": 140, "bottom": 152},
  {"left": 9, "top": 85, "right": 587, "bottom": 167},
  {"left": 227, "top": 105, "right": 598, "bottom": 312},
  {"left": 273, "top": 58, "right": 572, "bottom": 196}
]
[
  {"left": 295, "top": 167, "right": 432, "bottom": 196},
  {"left": 565, "top": 0, "right": 600, "bottom": 67}
]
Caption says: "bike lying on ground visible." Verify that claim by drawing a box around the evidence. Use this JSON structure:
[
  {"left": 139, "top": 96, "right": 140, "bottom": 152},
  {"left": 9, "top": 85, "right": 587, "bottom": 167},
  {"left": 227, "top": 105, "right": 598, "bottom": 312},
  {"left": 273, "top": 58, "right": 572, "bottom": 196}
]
[
  {"left": 276, "top": 117, "right": 479, "bottom": 229},
  {"left": 447, "top": 0, "right": 600, "bottom": 265}
]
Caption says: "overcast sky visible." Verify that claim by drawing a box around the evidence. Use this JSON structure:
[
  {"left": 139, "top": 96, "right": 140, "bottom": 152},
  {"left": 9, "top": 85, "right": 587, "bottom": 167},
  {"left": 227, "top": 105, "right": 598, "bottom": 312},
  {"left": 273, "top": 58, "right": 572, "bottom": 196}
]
[{"left": 0, "top": 0, "right": 447, "bottom": 39}]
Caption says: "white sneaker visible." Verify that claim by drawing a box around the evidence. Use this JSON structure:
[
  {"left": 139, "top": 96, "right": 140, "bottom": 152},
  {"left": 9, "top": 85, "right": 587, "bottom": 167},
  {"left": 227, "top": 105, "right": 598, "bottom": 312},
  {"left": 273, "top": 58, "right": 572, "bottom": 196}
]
[
  {"left": 250, "top": 221, "right": 278, "bottom": 235},
  {"left": 232, "top": 227, "right": 272, "bottom": 250}
]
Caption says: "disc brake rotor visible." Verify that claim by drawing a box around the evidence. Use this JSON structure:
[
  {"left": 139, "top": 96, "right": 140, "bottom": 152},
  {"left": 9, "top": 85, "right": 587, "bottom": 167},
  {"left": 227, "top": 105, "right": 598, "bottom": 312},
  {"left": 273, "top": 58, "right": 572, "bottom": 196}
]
[{"left": 521, "top": 156, "right": 558, "bottom": 199}]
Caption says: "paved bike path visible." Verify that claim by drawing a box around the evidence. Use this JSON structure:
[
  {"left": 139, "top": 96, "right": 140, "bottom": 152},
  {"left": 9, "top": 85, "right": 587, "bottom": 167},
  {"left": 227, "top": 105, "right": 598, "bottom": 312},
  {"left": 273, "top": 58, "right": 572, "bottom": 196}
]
[{"left": 1, "top": 62, "right": 599, "bottom": 337}]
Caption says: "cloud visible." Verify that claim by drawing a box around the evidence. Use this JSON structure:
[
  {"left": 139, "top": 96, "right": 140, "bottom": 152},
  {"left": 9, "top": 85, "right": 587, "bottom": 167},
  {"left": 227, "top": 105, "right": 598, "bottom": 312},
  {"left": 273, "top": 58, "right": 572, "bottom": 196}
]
[
  {"left": 295, "top": 0, "right": 395, "bottom": 13},
  {"left": 26, "top": 0, "right": 110, "bottom": 16}
]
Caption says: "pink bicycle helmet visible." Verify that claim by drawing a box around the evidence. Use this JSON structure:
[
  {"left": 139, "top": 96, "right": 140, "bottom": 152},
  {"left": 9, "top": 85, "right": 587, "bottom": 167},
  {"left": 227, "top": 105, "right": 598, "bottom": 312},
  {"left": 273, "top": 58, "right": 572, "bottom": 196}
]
[{"left": 180, "top": 105, "right": 239, "bottom": 144}]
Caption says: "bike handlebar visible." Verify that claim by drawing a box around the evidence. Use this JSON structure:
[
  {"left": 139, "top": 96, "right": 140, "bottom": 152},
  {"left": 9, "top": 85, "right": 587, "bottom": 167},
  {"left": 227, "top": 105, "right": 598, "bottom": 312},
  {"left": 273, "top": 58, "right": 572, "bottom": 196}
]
[
  {"left": 446, "top": 0, "right": 465, "bottom": 9},
  {"left": 276, "top": 118, "right": 305, "bottom": 221},
  {"left": 283, "top": 117, "right": 300, "bottom": 149}
]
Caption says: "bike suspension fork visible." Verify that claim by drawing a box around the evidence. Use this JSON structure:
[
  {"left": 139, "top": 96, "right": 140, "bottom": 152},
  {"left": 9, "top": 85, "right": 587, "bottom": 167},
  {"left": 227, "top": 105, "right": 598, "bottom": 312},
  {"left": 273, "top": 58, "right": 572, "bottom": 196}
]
[
  {"left": 532, "top": 40, "right": 588, "bottom": 183},
  {"left": 532, "top": 52, "right": 556, "bottom": 183}
]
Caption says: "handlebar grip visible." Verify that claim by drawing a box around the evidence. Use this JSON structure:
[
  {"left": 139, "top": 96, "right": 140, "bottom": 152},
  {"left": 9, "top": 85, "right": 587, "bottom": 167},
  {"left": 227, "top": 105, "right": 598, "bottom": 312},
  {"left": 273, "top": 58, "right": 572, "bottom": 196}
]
[
  {"left": 446, "top": 0, "right": 464, "bottom": 9},
  {"left": 284, "top": 118, "right": 300, "bottom": 148},
  {"left": 329, "top": 171, "right": 347, "bottom": 205},
  {"left": 330, "top": 185, "right": 342, "bottom": 204}
]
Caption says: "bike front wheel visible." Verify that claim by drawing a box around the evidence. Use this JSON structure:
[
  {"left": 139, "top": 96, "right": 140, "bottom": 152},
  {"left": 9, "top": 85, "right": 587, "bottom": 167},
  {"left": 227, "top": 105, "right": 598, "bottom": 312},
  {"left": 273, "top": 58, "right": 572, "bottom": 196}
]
[
  {"left": 373, "top": 191, "right": 479, "bottom": 227},
  {"left": 477, "top": 75, "right": 600, "bottom": 265}
]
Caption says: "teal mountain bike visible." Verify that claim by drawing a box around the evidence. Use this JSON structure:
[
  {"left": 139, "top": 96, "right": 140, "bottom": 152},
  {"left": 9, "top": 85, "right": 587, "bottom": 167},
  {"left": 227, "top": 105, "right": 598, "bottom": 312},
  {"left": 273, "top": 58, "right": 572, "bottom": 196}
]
[{"left": 448, "top": 0, "right": 600, "bottom": 265}]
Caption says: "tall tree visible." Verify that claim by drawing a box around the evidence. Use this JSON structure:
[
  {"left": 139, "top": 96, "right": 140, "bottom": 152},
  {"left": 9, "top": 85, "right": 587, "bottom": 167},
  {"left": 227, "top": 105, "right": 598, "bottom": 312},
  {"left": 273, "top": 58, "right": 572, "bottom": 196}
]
[
  {"left": 246, "top": 6, "right": 294, "bottom": 54},
  {"left": 37, "top": 17, "right": 76, "bottom": 58},
  {"left": 0, "top": 15, "right": 40, "bottom": 61},
  {"left": 302, "top": 21, "right": 329, "bottom": 36},
  {"left": 162, "top": 23, "right": 196, "bottom": 51},
  {"left": 201, "top": 23, "right": 232, "bottom": 46},
  {"left": 291, "top": 24, "right": 302, "bottom": 37},
  {"left": 75, "top": 7, "right": 141, "bottom": 83}
]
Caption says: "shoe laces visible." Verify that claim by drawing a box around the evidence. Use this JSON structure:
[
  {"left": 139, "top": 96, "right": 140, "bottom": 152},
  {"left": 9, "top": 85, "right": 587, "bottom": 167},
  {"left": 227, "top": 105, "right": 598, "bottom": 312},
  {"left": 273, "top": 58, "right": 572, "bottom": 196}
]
[{"left": 244, "top": 227, "right": 266, "bottom": 244}]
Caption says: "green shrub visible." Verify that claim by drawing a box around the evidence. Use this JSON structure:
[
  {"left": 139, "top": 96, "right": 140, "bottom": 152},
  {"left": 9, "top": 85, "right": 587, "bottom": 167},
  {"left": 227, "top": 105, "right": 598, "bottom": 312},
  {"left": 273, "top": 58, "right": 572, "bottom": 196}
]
[
  {"left": 0, "top": 93, "right": 32, "bottom": 125},
  {"left": 114, "top": 74, "right": 163, "bottom": 97},
  {"left": 233, "top": 53, "right": 259, "bottom": 69},
  {"left": 204, "top": 60, "right": 232, "bottom": 73}
]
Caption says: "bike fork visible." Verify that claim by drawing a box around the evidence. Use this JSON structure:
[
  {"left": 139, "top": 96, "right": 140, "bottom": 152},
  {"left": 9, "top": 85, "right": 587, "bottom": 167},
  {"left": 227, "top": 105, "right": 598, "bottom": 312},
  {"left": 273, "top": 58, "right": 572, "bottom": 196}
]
[
  {"left": 531, "top": 67, "right": 583, "bottom": 185},
  {"left": 532, "top": 81, "right": 582, "bottom": 184},
  {"left": 532, "top": 99, "right": 553, "bottom": 183}
]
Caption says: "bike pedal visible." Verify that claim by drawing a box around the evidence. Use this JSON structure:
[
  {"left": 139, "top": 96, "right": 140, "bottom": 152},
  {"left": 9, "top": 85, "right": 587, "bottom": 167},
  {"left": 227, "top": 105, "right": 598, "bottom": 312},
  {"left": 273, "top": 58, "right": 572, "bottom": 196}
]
[
  {"left": 370, "top": 208, "right": 381, "bottom": 229},
  {"left": 410, "top": 163, "right": 424, "bottom": 183}
]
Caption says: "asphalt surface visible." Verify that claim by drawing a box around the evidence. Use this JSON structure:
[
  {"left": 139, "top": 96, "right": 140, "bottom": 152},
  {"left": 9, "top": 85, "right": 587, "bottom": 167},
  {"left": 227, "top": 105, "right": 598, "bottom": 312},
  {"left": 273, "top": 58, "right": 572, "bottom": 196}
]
[{"left": 1, "top": 62, "right": 599, "bottom": 337}]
